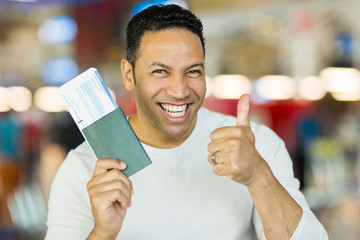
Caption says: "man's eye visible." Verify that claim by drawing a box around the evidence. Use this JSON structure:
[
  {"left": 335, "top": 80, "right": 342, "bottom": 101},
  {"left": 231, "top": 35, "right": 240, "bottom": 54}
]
[
  {"left": 152, "top": 69, "right": 168, "bottom": 75},
  {"left": 187, "top": 70, "right": 202, "bottom": 77}
]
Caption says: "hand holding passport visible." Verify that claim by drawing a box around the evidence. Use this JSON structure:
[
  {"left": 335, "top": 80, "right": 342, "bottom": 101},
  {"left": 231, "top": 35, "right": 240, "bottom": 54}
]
[{"left": 59, "top": 68, "right": 152, "bottom": 176}]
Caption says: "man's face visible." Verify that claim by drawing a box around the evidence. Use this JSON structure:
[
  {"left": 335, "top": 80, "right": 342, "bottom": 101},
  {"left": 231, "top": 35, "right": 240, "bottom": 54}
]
[{"left": 131, "top": 28, "right": 206, "bottom": 146}]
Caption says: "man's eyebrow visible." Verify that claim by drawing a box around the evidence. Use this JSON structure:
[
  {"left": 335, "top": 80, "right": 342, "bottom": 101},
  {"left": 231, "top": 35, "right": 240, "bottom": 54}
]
[
  {"left": 186, "top": 63, "right": 204, "bottom": 70},
  {"left": 148, "top": 62, "right": 171, "bottom": 69},
  {"left": 148, "top": 62, "right": 204, "bottom": 70}
]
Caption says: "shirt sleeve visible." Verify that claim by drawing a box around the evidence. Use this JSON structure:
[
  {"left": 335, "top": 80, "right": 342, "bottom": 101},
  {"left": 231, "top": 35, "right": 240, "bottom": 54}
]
[
  {"left": 45, "top": 149, "right": 94, "bottom": 240},
  {"left": 290, "top": 208, "right": 328, "bottom": 240},
  {"left": 251, "top": 124, "right": 328, "bottom": 240}
]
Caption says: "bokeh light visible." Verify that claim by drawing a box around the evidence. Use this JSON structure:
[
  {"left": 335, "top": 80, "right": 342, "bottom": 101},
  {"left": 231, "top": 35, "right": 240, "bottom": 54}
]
[
  {"left": 38, "top": 15, "right": 77, "bottom": 46},
  {"left": 251, "top": 14, "right": 284, "bottom": 38},
  {"left": 205, "top": 76, "right": 213, "bottom": 98},
  {"left": 8, "top": 86, "right": 32, "bottom": 112},
  {"left": 0, "top": 87, "right": 11, "bottom": 112},
  {"left": 319, "top": 67, "right": 360, "bottom": 93},
  {"left": 212, "top": 74, "right": 251, "bottom": 99},
  {"left": 131, "top": 0, "right": 189, "bottom": 18},
  {"left": 331, "top": 91, "right": 360, "bottom": 101},
  {"left": 257, "top": 75, "right": 296, "bottom": 100},
  {"left": 41, "top": 57, "right": 79, "bottom": 86},
  {"left": 34, "top": 87, "right": 66, "bottom": 112},
  {"left": 298, "top": 76, "right": 326, "bottom": 101}
]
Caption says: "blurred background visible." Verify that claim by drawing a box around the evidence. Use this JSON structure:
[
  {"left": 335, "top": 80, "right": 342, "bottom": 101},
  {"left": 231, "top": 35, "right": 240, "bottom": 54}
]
[{"left": 0, "top": 0, "right": 359, "bottom": 239}]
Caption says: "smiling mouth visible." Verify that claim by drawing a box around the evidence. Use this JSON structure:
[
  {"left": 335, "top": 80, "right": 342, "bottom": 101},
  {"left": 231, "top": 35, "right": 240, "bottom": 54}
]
[{"left": 160, "top": 103, "right": 188, "bottom": 117}]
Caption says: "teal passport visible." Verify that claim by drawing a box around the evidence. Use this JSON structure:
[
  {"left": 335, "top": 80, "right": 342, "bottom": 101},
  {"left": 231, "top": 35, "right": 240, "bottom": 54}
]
[{"left": 82, "top": 108, "right": 152, "bottom": 176}]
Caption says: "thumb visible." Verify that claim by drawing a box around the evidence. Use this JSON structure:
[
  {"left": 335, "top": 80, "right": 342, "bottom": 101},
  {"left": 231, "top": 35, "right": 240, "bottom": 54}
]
[{"left": 236, "top": 94, "right": 250, "bottom": 127}]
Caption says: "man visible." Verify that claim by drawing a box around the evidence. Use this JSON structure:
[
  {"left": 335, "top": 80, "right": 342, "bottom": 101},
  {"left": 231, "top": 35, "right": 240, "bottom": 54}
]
[{"left": 46, "top": 4, "right": 328, "bottom": 240}]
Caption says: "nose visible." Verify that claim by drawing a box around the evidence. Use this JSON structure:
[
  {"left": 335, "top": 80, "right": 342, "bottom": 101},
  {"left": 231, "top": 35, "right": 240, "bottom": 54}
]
[{"left": 166, "top": 74, "right": 190, "bottom": 99}]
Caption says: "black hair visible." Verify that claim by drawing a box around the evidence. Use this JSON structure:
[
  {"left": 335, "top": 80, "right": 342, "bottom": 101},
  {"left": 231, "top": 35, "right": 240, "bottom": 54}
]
[{"left": 126, "top": 4, "right": 205, "bottom": 69}]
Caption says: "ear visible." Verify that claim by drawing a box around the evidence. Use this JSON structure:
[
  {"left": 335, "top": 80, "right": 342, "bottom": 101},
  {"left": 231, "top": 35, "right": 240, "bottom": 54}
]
[{"left": 121, "top": 59, "right": 136, "bottom": 91}]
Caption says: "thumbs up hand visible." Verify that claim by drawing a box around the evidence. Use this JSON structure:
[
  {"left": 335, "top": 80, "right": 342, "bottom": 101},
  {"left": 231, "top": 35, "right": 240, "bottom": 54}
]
[
  {"left": 236, "top": 93, "right": 251, "bottom": 127},
  {"left": 207, "top": 94, "right": 267, "bottom": 186}
]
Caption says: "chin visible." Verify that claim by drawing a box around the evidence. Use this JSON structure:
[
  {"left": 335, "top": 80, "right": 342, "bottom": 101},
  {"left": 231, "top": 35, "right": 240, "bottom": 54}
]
[{"left": 164, "top": 125, "right": 192, "bottom": 139}]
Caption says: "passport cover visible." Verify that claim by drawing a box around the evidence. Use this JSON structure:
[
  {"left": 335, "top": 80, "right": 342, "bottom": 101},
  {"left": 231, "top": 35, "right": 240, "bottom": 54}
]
[{"left": 82, "top": 107, "right": 152, "bottom": 176}]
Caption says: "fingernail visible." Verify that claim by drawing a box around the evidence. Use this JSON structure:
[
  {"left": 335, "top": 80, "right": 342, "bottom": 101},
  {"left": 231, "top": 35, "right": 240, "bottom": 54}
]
[
  {"left": 131, "top": 189, "right": 134, "bottom": 195},
  {"left": 128, "top": 201, "right": 132, "bottom": 208},
  {"left": 120, "top": 161, "right": 127, "bottom": 169}
]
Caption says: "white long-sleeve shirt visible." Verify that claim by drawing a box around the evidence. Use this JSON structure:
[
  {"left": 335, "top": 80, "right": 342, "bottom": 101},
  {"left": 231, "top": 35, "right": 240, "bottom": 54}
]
[{"left": 46, "top": 108, "right": 328, "bottom": 239}]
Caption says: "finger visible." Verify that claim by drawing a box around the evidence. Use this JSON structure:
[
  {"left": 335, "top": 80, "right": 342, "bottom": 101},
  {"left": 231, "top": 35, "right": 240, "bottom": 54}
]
[
  {"left": 212, "top": 163, "right": 228, "bottom": 176},
  {"left": 92, "top": 188, "right": 132, "bottom": 209},
  {"left": 89, "top": 169, "right": 133, "bottom": 193},
  {"left": 207, "top": 151, "right": 226, "bottom": 165},
  {"left": 236, "top": 94, "right": 250, "bottom": 127},
  {"left": 210, "top": 126, "right": 242, "bottom": 140},
  {"left": 88, "top": 179, "right": 132, "bottom": 203},
  {"left": 208, "top": 135, "right": 242, "bottom": 155},
  {"left": 208, "top": 138, "right": 224, "bottom": 155},
  {"left": 94, "top": 158, "right": 127, "bottom": 176}
]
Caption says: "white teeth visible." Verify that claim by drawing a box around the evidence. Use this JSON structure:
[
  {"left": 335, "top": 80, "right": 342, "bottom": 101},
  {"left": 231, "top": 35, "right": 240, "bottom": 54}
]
[{"left": 161, "top": 104, "right": 187, "bottom": 117}]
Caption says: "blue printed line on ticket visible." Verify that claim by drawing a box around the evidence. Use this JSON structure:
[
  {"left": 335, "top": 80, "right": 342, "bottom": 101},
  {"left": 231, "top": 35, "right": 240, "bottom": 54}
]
[{"left": 59, "top": 68, "right": 118, "bottom": 130}]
